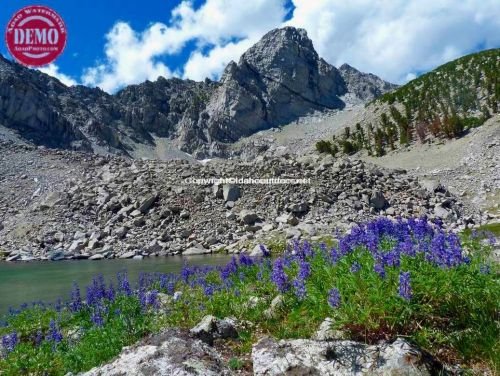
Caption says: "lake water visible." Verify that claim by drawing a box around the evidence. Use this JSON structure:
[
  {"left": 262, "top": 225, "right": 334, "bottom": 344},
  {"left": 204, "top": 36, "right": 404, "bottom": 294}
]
[{"left": 0, "top": 255, "right": 233, "bottom": 315}]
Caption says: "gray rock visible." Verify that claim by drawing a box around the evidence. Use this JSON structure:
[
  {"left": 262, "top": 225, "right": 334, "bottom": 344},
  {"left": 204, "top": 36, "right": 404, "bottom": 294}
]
[
  {"left": 114, "top": 226, "right": 128, "bottom": 239},
  {"left": 82, "top": 329, "right": 232, "bottom": 376},
  {"left": 339, "top": 63, "right": 398, "bottom": 102},
  {"left": 369, "top": 190, "right": 388, "bottom": 210},
  {"left": 190, "top": 315, "right": 239, "bottom": 346},
  {"left": 312, "top": 318, "right": 347, "bottom": 341},
  {"left": 223, "top": 185, "right": 241, "bottom": 202},
  {"left": 434, "top": 205, "right": 452, "bottom": 219},
  {"left": 264, "top": 295, "right": 285, "bottom": 319},
  {"left": 239, "top": 210, "right": 259, "bottom": 225},
  {"left": 275, "top": 213, "right": 299, "bottom": 226},
  {"left": 138, "top": 194, "right": 158, "bottom": 213},
  {"left": 183, "top": 247, "right": 209, "bottom": 256},
  {"left": 252, "top": 337, "right": 445, "bottom": 376},
  {"left": 288, "top": 202, "right": 309, "bottom": 214},
  {"left": 249, "top": 244, "right": 265, "bottom": 257},
  {"left": 89, "top": 254, "right": 104, "bottom": 261},
  {"left": 47, "top": 250, "right": 65, "bottom": 261},
  {"left": 213, "top": 184, "right": 223, "bottom": 199},
  {"left": 119, "top": 251, "right": 136, "bottom": 259}
]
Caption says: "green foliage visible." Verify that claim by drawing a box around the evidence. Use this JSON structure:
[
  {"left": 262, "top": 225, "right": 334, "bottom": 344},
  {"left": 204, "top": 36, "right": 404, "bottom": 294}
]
[
  {"left": 228, "top": 357, "right": 245, "bottom": 370},
  {"left": 0, "top": 231, "right": 498, "bottom": 374},
  {"left": 316, "top": 49, "right": 500, "bottom": 157}
]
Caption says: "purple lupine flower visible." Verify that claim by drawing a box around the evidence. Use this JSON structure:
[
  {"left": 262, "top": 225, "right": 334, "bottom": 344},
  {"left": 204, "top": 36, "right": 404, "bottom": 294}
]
[
  {"left": 91, "top": 309, "right": 104, "bottom": 327},
  {"left": 297, "top": 259, "right": 311, "bottom": 280},
  {"left": 293, "top": 278, "right": 307, "bottom": 301},
  {"left": 271, "top": 258, "right": 289, "bottom": 293},
  {"left": 34, "top": 330, "right": 43, "bottom": 346},
  {"left": 146, "top": 290, "right": 159, "bottom": 309},
  {"left": 398, "top": 272, "right": 412, "bottom": 301},
  {"left": 203, "top": 284, "right": 214, "bottom": 297},
  {"left": 159, "top": 274, "right": 168, "bottom": 290},
  {"left": 106, "top": 282, "right": 116, "bottom": 301},
  {"left": 220, "top": 257, "right": 238, "bottom": 281},
  {"left": 350, "top": 262, "right": 361, "bottom": 273},
  {"left": 70, "top": 282, "right": 83, "bottom": 312},
  {"left": 259, "top": 244, "right": 271, "bottom": 257},
  {"left": 330, "top": 248, "right": 340, "bottom": 264},
  {"left": 239, "top": 254, "right": 254, "bottom": 266},
  {"left": 1, "top": 332, "right": 18, "bottom": 353},
  {"left": 117, "top": 271, "right": 132, "bottom": 296},
  {"left": 46, "top": 320, "right": 63, "bottom": 347},
  {"left": 327, "top": 288, "right": 341, "bottom": 308},
  {"left": 55, "top": 298, "right": 63, "bottom": 312},
  {"left": 374, "top": 263, "right": 386, "bottom": 278}
]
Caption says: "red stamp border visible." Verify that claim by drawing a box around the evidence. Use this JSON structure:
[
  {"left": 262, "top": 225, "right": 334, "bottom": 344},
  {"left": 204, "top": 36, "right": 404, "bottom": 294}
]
[{"left": 5, "top": 5, "right": 67, "bottom": 67}]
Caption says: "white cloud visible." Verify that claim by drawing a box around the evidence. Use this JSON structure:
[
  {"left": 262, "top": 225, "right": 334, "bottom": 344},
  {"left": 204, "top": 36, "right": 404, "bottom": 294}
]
[
  {"left": 183, "top": 39, "right": 254, "bottom": 81},
  {"left": 83, "top": 0, "right": 287, "bottom": 92},
  {"left": 80, "top": 0, "right": 500, "bottom": 92},
  {"left": 38, "top": 64, "right": 78, "bottom": 86},
  {"left": 286, "top": 0, "right": 500, "bottom": 83}
]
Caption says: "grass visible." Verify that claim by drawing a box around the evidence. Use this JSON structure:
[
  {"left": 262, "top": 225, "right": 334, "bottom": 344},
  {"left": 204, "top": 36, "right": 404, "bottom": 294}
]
[{"left": 0, "top": 217, "right": 498, "bottom": 375}]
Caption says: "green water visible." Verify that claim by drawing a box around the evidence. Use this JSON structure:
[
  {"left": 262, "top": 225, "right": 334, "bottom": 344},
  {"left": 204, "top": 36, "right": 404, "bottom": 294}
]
[{"left": 0, "top": 255, "right": 232, "bottom": 315}]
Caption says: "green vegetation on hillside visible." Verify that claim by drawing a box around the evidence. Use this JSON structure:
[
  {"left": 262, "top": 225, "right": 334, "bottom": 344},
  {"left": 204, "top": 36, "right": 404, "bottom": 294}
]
[{"left": 317, "top": 49, "right": 500, "bottom": 156}]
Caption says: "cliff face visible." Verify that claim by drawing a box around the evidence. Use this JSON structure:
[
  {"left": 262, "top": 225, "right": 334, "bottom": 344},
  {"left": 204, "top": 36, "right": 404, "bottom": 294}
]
[
  {"left": 198, "top": 27, "right": 347, "bottom": 146},
  {"left": 0, "top": 27, "right": 396, "bottom": 158}
]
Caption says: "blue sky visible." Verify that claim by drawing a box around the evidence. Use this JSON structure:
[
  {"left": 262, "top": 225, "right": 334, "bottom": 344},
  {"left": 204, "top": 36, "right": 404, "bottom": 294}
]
[{"left": 2, "top": 0, "right": 499, "bottom": 93}]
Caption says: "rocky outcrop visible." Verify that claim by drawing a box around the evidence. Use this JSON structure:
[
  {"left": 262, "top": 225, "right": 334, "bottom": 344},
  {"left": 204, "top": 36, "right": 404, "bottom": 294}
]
[
  {"left": 0, "top": 27, "right": 396, "bottom": 158},
  {"left": 82, "top": 329, "right": 232, "bottom": 376},
  {"left": 198, "top": 27, "right": 347, "bottom": 147},
  {"left": 339, "top": 63, "right": 398, "bottom": 103},
  {"left": 252, "top": 337, "right": 447, "bottom": 375}
]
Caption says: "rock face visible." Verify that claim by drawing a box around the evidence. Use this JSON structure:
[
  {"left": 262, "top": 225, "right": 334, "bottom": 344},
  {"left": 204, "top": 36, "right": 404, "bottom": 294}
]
[
  {"left": 252, "top": 337, "right": 446, "bottom": 376},
  {"left": 339, "top": 63, "right": 399, "bottom": 103},
  {"left": 82, "top": 329, "right": 232, "bottom": 376},
  {"left": 198, "top": 27, "right": 347, "bottom": 147},
  {"left": 0, "top": 27, "right": 395, "bottom": 158}
]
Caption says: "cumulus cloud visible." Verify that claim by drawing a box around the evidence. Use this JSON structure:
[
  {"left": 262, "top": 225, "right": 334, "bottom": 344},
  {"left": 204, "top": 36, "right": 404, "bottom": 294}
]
[
  {"left": 83, "top": 0, "right": 287, "bottom": 92},
  {"left": 78, "top": 0, "right": 500, "bottom": 92},
  {"left": 38, "top": 64, "right": 78, "bottom": 87},
  {"left": 286, "top": 0, "right": 500, "bottom": 83},
  {"left": 183, "top": 39, "right": 254, "bottom": 81}
]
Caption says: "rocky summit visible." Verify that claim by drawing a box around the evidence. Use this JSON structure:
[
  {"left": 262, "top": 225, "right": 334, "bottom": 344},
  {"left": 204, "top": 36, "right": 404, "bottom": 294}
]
[{"left": 0, "top": 27, "right": 395, "bottom": 159}]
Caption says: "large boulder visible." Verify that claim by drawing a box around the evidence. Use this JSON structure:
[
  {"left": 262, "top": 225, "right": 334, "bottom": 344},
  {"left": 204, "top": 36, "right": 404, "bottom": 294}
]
[
  {"left": 82, "top": 329, "right": 232, "bottom": 376},
  {"left": 252, "top": 337, "right": 445, "bottom": 376}
]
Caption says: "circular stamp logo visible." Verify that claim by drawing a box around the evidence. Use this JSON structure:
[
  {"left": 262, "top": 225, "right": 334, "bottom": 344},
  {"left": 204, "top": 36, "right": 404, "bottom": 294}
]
[{"left": 5, "top": 5, "right": 67, "bottom": 67}]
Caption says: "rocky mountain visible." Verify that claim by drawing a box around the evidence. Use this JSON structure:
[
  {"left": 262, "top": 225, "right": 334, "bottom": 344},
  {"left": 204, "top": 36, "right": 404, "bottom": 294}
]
[
  {"left": 198, "top": 28, "right": 347, "bottom": 145},
  {"left": 0, "top": 27, "right": 395, "bottom": 159},
  {"left": 339, "top": 63, "right": 399, "bottom": 102}
]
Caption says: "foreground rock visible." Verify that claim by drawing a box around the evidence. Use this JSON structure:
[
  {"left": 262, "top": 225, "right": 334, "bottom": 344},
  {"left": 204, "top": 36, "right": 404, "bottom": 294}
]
[
  {"left": 82, "top": 329, "right": 232, "bottom": 376},
  {"left": 252, "top": 337, "right": 446, "bottom": 376},
  {"left": 190, "top": 315, "right": 239, "bottom": 345}
]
